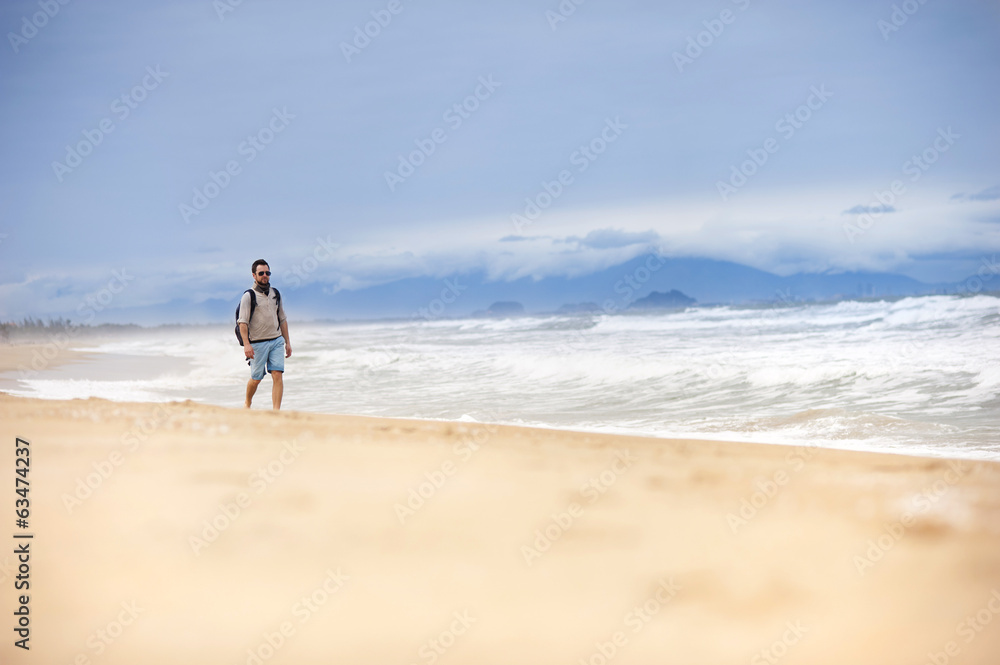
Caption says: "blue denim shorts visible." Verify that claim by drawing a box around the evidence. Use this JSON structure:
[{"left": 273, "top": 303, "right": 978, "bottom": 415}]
[{"left": 249, "top": 336, "right": 285, "bottom": 380}]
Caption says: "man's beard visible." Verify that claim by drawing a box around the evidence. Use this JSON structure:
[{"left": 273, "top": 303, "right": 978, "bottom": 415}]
[{"left": 256, "top": 280, "right": 270, "bottom": 295}]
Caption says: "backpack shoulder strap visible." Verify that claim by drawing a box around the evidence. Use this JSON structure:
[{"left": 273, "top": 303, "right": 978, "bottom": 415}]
[{"left": 272, "top": 287, "right": 280, "bottom": 307}]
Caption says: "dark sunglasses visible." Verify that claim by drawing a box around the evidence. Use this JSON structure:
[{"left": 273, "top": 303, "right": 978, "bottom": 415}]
[{"left": 257, "top": 271, "right": 271, "bottom": 276}]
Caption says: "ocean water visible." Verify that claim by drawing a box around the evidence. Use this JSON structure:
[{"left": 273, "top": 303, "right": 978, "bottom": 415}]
[{"left": 4, "top": 295, "right": 1000, "bottom": 460}]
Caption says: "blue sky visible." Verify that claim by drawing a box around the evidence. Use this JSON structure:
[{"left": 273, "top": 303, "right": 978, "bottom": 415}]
[{"left": 1, "top": 0, "right": 998, "bottom": 320}]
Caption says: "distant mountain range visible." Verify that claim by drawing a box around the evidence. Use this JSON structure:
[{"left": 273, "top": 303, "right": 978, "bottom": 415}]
[
  {"left": 630, "top": 289, "right": 697, "bottom": 310},
  {"left": 90, "top": 254, "right": 980, "bottom": 325}
]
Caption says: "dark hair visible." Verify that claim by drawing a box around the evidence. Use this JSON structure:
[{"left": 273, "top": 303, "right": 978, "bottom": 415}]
[{"left": 251, "top": 259, "right": 269, "bottom": 274}]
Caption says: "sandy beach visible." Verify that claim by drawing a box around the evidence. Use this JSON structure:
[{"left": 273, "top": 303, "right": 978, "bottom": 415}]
[
  {"left": 0, "top": 342, "right": 93, "bottom": 375},
  {"left": 1, "top": 392, "right": 998, "bottom": 665}
]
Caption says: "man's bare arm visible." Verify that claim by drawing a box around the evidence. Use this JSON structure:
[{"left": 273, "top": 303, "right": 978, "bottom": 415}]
[
  {"left": 240, "top": 323, "right": 254, "bottom": 359},
  {"left": 280, "top": 320, "right": 292, "bottom": 358}
]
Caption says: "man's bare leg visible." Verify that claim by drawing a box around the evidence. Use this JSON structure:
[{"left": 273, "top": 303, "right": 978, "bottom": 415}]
[
  {"left": 245, "top": 378, "right": 262, "bottom": 408},
  {"left": 271, "top": 371, "right": 283, "bottom": 410}
]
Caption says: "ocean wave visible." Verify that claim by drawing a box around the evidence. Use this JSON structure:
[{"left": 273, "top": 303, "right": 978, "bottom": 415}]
[{"left": 7, "top": 295, "right": 998, "bottom": 460}]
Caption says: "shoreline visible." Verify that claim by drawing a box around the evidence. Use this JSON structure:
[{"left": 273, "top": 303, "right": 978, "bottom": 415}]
[
  {"left": 2, "top": 317, "right": 997, "bottom": 464},
  {"left": 2, "top": 392, "right": 999, "bottom": 664},
  {"left": 1, "top": 381, "right": 995, "bottom": 464},
  {"left": 0, "top": 342, "right": 95, "bottom": 374}
]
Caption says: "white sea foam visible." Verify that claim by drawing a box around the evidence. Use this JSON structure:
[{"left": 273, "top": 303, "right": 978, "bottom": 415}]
[{"left": 10, "top": 379, "right": 171, "bottom": 403}]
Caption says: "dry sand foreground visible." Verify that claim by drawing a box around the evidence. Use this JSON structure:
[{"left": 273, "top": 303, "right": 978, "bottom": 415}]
[{"left": 1, "top": 393, "right": 999, "bottom": 665}]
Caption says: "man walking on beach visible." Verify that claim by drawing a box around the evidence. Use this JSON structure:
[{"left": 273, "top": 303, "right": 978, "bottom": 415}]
[{"left": 238, "top": 259, "right": 292, "bottom": 410}]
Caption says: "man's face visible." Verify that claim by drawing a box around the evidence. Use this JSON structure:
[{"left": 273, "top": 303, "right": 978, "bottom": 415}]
[{"left": 254, "top": 264, "right": 271, "bottom": 287}]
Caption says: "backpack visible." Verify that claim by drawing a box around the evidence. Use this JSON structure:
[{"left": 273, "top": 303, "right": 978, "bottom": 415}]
[{"left": 235, "top": 287, "right": 281, "bottom": 345}]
